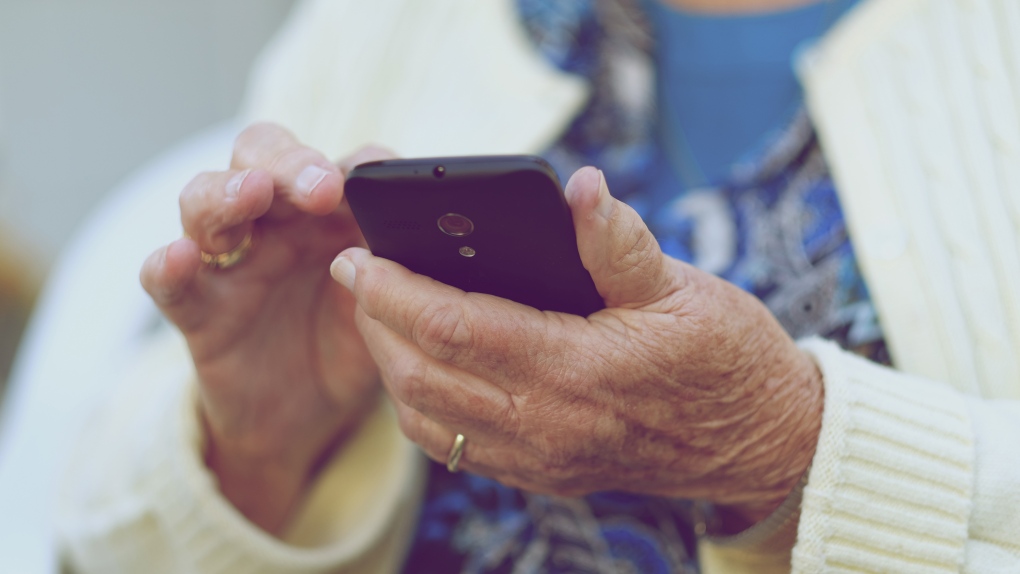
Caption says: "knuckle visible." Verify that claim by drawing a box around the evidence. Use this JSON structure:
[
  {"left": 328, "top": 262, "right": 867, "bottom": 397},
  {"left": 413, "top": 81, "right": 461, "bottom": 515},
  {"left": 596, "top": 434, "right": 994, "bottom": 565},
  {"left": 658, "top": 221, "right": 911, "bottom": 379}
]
[
  {"left": 498, "top": 396, "right": 523, "bottom": 441},
  {"left": 236, "top": 121, "right": 275, "bottom": 141},
  {"left": 539, "top": 458, "right": 574, "bottom": 483},
  {"left": 265, "top": 143, "right": 324, "bottom": 179},
  {"left": 412, "top": 302, "right": 474, "bottom": 361},
  {"left": 614, "top": 219, "right": 657, "bottom": 273},
  {"left": 355, "top": 264, "right": 392, "bottom": 317},
  {"left": 388, "top": 355, "right": 430, "bottom": 410},
  {"left": 529, "top": 443, "right": 575, "bottom": 483},
  {"left": 267, "top": 144, "right": 317, "bottom": 175},
  {"left": 232, "top": 122, "right": 291, "bottom": 167},
  {"left": 180, "top": 171, "right": 218, "bottom": 207},
  {"left": 232, "top": 124, "right": 265, "bottom": 164},
  {"left": 235, "top": 121, "right": 280, "bottom": 147}
]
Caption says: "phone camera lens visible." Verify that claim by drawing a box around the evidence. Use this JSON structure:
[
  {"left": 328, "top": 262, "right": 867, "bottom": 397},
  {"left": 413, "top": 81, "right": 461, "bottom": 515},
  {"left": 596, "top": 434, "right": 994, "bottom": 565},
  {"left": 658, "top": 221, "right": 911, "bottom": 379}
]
[
  {"left": 437, "top": 213, "right": 474, "bottom": 237},
  {"left": 433, "top": 165, "right": 446, "bottom": 178}
]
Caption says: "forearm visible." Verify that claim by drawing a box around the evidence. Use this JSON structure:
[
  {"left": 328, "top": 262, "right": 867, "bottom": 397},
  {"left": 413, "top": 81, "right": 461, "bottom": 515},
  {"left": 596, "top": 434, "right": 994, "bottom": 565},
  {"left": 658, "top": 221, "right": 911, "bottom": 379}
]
[
  {"left": 201, "top": 393, "right": 380, "bottom": 535},
  {"left": 59, "top": 331, "right": 426, "bottom": 574},
  {"left": 203, "top": 430, "right": 313, "bottom": 536}
]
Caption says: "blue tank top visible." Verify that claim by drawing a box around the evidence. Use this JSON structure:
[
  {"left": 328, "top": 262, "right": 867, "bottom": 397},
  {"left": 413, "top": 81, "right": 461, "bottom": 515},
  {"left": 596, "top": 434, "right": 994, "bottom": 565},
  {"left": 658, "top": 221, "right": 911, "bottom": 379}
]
[{"left": 648, "top": 0, "right": 858, "bottom": 190}]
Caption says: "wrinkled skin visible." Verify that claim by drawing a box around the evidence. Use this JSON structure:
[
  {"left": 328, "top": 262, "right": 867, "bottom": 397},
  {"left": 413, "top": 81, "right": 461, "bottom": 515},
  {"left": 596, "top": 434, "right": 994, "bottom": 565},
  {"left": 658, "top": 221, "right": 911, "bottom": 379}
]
[
  {"left": 334, "top": 167, "right": 823, "bottom": 527},
  {"left": 142, "top": 122, "right": 823, "bottom": 535},
  {"left": 141, "top": 123, "right": 395, "bottom": 532}
]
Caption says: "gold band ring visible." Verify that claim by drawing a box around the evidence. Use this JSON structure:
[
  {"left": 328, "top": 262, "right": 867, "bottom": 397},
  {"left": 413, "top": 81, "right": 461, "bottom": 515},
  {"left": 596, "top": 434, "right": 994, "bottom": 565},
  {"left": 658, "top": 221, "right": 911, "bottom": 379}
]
[
  {"left": 198, "top": 231, "right": 254, "bottom": 270},
  {"left": 446, "top": 433, "right": 466, "bottom": 473}
]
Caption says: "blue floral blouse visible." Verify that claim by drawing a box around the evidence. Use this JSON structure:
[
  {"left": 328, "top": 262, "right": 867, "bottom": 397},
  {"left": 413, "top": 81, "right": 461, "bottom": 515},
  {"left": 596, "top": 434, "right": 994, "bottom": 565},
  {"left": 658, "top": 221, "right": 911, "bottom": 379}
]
[{"left": 400, "top": 1, "right": 888, "bottom": 572}]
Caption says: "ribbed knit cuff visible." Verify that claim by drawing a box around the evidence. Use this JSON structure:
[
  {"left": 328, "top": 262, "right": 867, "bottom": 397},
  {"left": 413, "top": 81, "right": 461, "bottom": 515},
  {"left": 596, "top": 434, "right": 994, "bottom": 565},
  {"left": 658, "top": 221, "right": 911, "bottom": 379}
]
[
  {"left": 793, "top": 338, "right": 974, "bottom": 573},
  {"left": 146, "top": 377, "right": 425, "bottom": 574},
  {"left": 697, "top": 474, "right": 804, "bottom": 574}
]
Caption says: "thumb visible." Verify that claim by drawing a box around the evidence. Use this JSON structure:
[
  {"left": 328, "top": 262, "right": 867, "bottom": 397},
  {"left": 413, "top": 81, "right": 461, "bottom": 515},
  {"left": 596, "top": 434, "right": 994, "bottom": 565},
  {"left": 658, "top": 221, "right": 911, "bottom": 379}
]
[{"left": 564, "top": 167, "right": 678, "bottom": 309}]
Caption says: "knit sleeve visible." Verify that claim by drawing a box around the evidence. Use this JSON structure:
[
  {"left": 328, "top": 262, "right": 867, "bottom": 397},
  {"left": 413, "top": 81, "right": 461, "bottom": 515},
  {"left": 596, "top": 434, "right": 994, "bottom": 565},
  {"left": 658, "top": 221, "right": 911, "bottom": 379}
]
[
  {"left": 57, "top": 328, "right": 426, "bottom": 574},
  {"left": 701, "top": 338, "right": 1020, "bottom": 573}
]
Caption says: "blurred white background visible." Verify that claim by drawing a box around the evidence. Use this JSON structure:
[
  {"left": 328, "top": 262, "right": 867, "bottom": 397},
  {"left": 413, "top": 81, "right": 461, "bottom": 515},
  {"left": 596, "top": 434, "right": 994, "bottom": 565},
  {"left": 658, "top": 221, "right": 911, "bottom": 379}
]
[
  {"left": 0, "top": 3, "right": 298, "bottom": 568},
  {"left": 0, "top": 0, "right": 297, "bottom": 272}
]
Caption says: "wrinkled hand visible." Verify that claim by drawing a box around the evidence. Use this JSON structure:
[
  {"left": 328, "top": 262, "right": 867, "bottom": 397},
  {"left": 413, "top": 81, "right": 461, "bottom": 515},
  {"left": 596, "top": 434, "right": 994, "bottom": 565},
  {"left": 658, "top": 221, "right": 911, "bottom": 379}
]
[
  {"left": 140, "top": 123, "right": 393, "bottom": 533},
  {"left": 331, "top": 167, "right": 823, "bottom": 528}
]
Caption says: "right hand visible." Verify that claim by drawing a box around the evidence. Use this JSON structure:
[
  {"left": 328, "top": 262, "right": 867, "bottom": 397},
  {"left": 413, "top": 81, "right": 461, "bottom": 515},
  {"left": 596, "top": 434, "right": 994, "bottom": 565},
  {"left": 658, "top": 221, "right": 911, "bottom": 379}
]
[{"left": 140, "top": 123, "right": 394, "bottom": 533}]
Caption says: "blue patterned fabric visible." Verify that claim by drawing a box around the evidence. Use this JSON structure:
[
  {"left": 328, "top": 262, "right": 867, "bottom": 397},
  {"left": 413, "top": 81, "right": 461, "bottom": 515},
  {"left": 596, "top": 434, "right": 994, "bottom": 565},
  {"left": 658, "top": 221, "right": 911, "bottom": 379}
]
[
  {"left": 403, "top": 470, "right": 697, "bottom": 572},
  {"left": 400, "top": 2, "right": 889, "bottom": 572}
]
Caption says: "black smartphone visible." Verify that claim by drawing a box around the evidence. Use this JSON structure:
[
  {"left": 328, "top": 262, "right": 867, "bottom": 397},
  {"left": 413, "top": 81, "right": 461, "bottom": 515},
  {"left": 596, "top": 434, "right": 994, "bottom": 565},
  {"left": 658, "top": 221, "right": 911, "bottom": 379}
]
[{"left": 345, "top": 155, "right": 604, "bottom": 317}]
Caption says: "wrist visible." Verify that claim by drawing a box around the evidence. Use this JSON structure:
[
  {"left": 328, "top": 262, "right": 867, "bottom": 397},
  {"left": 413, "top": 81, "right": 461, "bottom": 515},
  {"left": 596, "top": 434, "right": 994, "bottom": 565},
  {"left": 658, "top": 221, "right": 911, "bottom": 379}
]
[
  {"left": 695, "top": 466, "right": 808, "bottom": 549},
  {"left": 714, "top": 346, "right": 823, "bottom": 528},
  {"left": 204, "top": 437, "right": 309, "bottom": 534},
  {"left": 198, "top": 395, "right": 378, "bottom": 535}
]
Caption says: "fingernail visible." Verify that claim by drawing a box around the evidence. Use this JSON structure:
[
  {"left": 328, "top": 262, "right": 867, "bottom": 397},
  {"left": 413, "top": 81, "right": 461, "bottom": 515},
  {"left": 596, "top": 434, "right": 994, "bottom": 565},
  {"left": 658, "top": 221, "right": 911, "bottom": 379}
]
[
  {"left": 296, "top": 165, "right": 331, "bottom": 197},
  {"left": 225, "top": 169, "right": 250, "bottom": 199},
  {"left": 330, "top": 256, "right": 356, "bottom": 290},
  {"left": 595, "top": 170, "right": 615, "bottom": 220}
]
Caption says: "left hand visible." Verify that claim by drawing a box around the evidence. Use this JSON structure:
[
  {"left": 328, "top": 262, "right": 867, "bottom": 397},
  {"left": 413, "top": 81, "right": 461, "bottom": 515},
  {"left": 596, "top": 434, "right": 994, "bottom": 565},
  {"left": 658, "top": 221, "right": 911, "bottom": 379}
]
[
  {"left": 140, "top": 125, "right": 397, "bottom": 533},
  {"left": 330, "top": 167, "right": 823, "bottom": 526}
]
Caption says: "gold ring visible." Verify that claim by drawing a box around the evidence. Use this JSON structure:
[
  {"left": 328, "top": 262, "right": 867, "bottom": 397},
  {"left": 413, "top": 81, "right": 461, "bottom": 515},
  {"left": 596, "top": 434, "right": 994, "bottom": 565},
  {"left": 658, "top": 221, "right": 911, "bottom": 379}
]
[
  {"left": 446, "top": 433, "right": 466, "bottom": 473},
  {"left": 198, "top": 231, "right": 254, "bottom": 270}
]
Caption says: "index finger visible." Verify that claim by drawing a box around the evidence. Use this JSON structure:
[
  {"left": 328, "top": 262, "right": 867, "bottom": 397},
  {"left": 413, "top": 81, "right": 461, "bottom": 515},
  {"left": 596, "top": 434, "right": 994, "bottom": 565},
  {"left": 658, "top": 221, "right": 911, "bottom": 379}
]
[
  {"left": 331, "top": 247, "right": 588, "bottom": 391},
  {"left": 231, "top": 122, "right": 344, "bottom": 216}
]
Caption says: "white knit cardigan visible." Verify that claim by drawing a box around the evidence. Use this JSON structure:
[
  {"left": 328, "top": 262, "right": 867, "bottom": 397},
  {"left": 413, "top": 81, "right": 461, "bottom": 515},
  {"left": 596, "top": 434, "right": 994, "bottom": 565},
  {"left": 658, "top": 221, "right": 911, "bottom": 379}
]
[{"left": 29, "top": 0, "right": 1020, "bottom": 572}]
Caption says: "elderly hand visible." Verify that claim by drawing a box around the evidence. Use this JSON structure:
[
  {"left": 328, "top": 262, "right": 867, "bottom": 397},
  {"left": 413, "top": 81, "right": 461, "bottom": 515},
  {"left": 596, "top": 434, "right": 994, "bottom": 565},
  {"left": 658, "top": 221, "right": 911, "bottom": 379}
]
[
  {"left": 140, "top": 123, "right": 393, "bottom": 533},
  {"left": 331, "top": 166, "right": 823, "bottom": 528}
]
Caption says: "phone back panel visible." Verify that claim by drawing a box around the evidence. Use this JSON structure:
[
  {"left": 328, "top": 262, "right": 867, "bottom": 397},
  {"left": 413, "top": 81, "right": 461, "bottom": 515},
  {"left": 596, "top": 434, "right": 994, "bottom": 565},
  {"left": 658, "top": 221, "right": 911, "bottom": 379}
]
[{"left": 346, "top": 156, "right": 604, "bottom": 316}]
